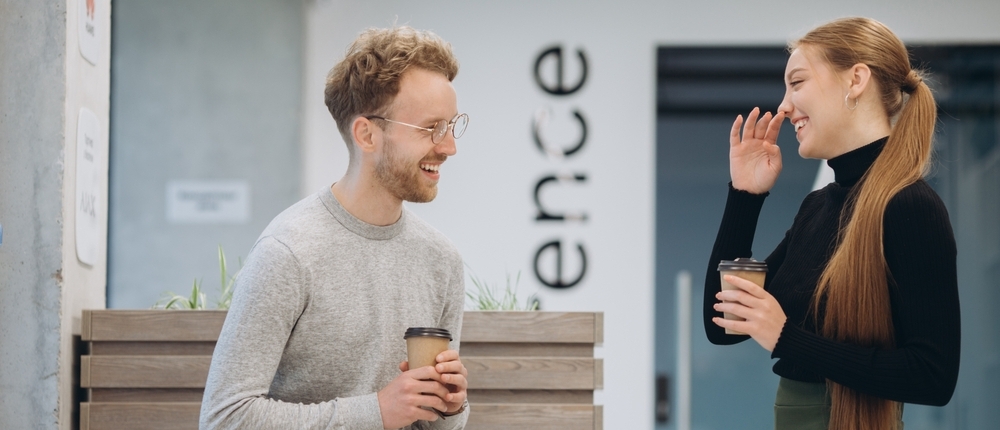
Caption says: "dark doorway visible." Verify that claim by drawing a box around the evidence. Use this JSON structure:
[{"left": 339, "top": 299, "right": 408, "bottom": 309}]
[{"left": 654, "top": 45, "right": 1000, "bottom": 429}]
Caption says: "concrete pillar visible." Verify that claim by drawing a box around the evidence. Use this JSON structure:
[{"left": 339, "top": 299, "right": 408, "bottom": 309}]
[{"left": 0, "top": 0, "right": 110, "bottom": 428}]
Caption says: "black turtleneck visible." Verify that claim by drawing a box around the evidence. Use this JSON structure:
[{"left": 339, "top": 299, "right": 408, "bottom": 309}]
[{"left": 703, "top": 137, "right": 960, "bottom": 406}]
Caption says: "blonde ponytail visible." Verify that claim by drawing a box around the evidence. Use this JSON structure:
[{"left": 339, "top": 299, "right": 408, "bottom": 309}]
[{"left": 795, "top": 17, "right": 937, "bottom": 430}]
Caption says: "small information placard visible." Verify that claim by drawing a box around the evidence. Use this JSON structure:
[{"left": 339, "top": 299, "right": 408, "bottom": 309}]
[
  {"left": 78, "top": 0, "right": 99, "bottom": 65},
  {"left": 166, "top": 181, "right": 251, "bottom": 224},
  {"left": 76, "top": 107, "right": 102, "bottom": 266}
]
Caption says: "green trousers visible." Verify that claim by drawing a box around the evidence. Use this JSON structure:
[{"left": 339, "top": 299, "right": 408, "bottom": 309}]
[
  {"left": 774, "top": 378, "right": 831, "bottom": 430},
  {"left": 774, "top": 378, "right": 904, "bottom": 430}
]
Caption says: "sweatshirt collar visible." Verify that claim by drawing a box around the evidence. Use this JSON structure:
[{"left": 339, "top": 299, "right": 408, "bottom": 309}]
[{"left": 319, "top": 187, "right": 406, "bottom": 240}]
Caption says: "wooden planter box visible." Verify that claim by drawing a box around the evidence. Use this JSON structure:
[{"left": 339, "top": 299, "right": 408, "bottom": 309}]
[{"left": 79, "top": 310, "right": 603, "bottom": 430}]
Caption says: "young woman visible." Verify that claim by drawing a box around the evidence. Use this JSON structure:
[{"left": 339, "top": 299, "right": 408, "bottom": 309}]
[{"left": 703, "top": 17, "right": 961, "bottom": 430}]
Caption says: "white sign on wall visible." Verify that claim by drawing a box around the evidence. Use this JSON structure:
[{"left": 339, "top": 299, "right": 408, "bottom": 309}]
[
  {"left": 78, "top": 0, "right": 99, "bottom": 65},
  {"left": 76, "top": 107, "right": 102, "bottom": 266},
  {"left": 166, "top": 181, "right": 251, "bottom": 224}
]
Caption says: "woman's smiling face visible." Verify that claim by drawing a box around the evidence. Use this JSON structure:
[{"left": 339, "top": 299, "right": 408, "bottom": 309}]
[{"left": 778, "top": 45, "right": 855, "bottom": 160}]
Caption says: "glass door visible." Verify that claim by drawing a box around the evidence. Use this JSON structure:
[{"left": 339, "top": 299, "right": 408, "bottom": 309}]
[
  {"left": 653, "top": 45, "right": 1000, "bottom": 430},
  {"left": 905, "top": 45, "right": 1000, "bottom": 430},
  {"left": 654, "top": 47, "right": 818, "bottom": 430}
]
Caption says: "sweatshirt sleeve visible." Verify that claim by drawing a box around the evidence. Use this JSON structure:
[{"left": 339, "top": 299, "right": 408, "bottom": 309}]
[
  {"left": 703, "top": 183, "right": 769, "bottom": 345},
  {"left": 420, "top": 248, "right": 470, "bottom": 430},
  {"left": 199, "top": 236, "right": 384, "bottom": 430},
  {"left": 771, "top": 183, "right": 961, "bottom": 406}
]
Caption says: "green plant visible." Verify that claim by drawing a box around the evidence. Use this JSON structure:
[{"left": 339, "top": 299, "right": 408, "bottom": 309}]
[
  {"left": 466, "top": 269, "right": 539, "bottom": 311},
  {"left": 152, "top": 245, "right": 242, "bottom": 310},
  {"left": 215, "top": 245, "right": 241, "bottom": 309},
  {"left": 153, "top": 278, "right": 208, "bottom": 310}
]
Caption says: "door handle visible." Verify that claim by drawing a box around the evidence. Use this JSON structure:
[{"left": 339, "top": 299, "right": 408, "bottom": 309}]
[{"left": 656, "top": 373, "right": 670, "bottom": 423}]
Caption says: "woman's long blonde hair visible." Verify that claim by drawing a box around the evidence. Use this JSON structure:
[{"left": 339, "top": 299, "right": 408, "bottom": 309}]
[{"left": 795, "top": 17, "right": 936, "bottom": 430}]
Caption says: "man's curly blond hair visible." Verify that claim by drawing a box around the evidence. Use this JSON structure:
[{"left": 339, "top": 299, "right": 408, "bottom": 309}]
[{"left": 324, "top": 26, "right": 459, "bottom": 148}]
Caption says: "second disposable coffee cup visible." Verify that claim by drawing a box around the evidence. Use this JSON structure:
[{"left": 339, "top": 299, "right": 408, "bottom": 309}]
[
  {"left": 404, "top": 327, "right": 452, "bottom": 370},
  {"left": 717, "top": 258, "right": 768, "bottom": 335}
]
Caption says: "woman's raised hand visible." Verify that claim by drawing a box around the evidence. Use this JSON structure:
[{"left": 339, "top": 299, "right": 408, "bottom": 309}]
[{"left": 730, "top": 107, "right": 785, "bottom": 194}]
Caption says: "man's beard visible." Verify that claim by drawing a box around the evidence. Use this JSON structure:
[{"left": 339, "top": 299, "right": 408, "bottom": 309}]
[{"left": 374, "top": 137, "right": 438, "bottom": 203}]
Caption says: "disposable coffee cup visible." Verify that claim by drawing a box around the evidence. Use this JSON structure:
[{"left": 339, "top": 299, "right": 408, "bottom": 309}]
[
  {"left": 717, "top": 258, "right": 768, "bottom": 335},
  {"left": 404, "top": 327, "right": 452, "bottom": 370}
]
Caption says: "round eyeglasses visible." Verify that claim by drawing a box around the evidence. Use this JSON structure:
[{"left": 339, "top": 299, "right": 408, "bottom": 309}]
[{"left": 365, "top": 113, "right": 469, "bottom": 144}]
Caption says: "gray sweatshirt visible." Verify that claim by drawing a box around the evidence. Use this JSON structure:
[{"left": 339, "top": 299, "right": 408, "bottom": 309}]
[{"left": 200, "top": 188, "right": 468, "bottom": 430}]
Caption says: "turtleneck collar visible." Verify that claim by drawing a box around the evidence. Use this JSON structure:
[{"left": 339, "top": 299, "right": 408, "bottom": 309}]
[{"left": 826, "top": 137, "right": 888, "bottom": 187}]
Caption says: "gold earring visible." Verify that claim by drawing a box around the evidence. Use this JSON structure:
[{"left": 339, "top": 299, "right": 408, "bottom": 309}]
[{"left": 844, "top": 92, "right": 859, "bottom": 111}]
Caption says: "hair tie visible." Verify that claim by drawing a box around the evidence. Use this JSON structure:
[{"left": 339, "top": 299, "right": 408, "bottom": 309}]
[{"left": 902, "top": 70, "right": 922, "bottom": 94}]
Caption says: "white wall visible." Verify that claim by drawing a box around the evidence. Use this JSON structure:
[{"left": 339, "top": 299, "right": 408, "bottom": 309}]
[
  {"left": 62, "top": 1, "right": 112, "bottom": 426},
  {"left": 301, "top": 1, "right": 1000, "bottom": 429}
]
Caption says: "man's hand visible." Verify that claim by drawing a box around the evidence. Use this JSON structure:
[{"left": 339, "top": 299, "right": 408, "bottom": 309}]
[
  {"left": 397, "top": 350, "right": 469, "bottom": 415},
  {"left": 377, "top": 365, "right": 449, "bottom": 429},
  {"left": 433, "top": 350, "right": 468, "bottom": 413}
]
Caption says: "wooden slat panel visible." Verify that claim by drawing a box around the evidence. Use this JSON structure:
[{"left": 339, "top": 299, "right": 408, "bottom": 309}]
[
  {"left": 82, "top": 356, "right": 211, "bottom": 388},
  {"left": 81, "top": 356, "right": 91, "bottom": 388},
  {"left": 461, "top": 342, "right": 592, "bottom": 357},
  {"left": 465, "top": 357, "right": 597, "bottom": 390},
  {"left": 595, "top": 358, "right": 604, "bottom": 390},
  {"left": 462, "top": 312, "right": 599, "bottom": 343},
  {"left": 595, "top": 312, "right": 604, "bottom": 344},
  {"left": 77, "top": 310, "right": 606, "bottom": 429},
  {"left": 89, "top": 388, "right": 205, "bottom": 403},
  {"left": 82, "top": 402, "right": 602, "bottom": 430},
  {"left": 81, "top": 403, "right": 90, "bottom": 430},
  {"left": 83, "top": 310, "right": 226, "bottom": 341},
  {"left": 81, "top": 310, "right": 604, "bottom": 342},
  {"left": 82, "top": 311, "right": 93, "bottom": 343},
  {"left": 468, "top": 389, "right": 592, "bottom": 404},
  {"left": 81, "top": 402, "right": 200, "bottom": 430},
  {"left": 89, "top": 341, "right": 216, "bottom": 356},
  {"left": 465, "top": 404, "right": 598, "bottom": 430}
]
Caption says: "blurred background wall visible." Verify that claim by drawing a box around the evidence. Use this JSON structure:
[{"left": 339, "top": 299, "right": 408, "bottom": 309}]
[
  {"left": 2, "top": 0, "right": 991, "bottom": 428},
  {"left": 107, "top": 0, "right": 304, "bottom": 308}
]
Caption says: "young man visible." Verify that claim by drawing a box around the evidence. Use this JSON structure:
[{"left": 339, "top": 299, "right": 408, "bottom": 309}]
[{"left": 200, "top": 27, "right": 470, "bottom": 429}]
